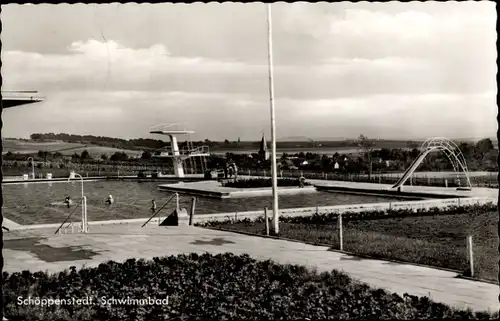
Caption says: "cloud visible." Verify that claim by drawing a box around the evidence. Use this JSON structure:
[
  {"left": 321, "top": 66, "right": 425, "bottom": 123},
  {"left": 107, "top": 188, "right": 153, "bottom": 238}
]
[
  {"left": 2, "top": 40, "right": 265, "bottom": 90},
  {"left": 1, "top": 3, "right": 496, "bottom": 141}
]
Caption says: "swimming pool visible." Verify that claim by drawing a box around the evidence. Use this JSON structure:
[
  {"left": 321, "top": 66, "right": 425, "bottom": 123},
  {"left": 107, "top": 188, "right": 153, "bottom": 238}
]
[{"left": 2, "top": 180, "right": 419, "bottom": 225}]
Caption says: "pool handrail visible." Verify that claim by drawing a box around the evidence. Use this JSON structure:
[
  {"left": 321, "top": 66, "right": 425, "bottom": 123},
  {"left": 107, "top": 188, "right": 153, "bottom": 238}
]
[
  {"left": 54, "top": 200, "right": 82, "bottom": 234},
  {"left": 141, "top": 194, "right": 176, "bottom": 228}
]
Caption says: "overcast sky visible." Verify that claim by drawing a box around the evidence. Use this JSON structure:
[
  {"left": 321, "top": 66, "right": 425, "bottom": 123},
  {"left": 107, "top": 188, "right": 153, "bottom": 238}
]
[{"left": 1, "top": 2, "right": 497, "bottom": 141}]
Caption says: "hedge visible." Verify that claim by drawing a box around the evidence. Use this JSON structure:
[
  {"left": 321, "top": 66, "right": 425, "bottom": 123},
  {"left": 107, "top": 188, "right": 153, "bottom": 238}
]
[{"left": 3, "top": 253, "right": 496, "bottom": 320}]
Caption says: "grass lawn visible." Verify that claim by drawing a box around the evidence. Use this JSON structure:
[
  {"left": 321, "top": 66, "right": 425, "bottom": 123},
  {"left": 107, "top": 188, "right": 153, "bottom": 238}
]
[
  {"left": 3, "top": 253, "right": 497, "bottom": 320},
  {"left": 202, "top": 210, "right": 498, "bottom": 283}
]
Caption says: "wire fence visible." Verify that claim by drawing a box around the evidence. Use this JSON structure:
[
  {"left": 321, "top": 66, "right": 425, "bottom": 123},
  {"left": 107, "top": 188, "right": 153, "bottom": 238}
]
[{"left": 240, "top": 169, "right": 498, "bottom": 188}]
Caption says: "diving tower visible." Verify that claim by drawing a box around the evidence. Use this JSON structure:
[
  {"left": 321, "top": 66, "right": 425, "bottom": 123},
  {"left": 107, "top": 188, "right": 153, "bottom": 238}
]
[
  {"left": 1, "top": 91, "right": 44, "bottom": 108},
  {"left": 391, "top": 137, "right": 472, "bottom": 191},
  {"left": 149, "top": 124, "right": 210, "bottom": 178}
]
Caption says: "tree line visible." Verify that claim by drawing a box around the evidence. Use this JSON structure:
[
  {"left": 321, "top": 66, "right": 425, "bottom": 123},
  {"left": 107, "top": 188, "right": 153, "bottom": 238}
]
[
  {"left": 208, "top": 137, "right": 497, "bottom": 173},
  {"left": 27, "top": 132, "right": 428, "bottom": 151},
  {"left": 6, "top": 135, "right": 497, "bottom": 174}
]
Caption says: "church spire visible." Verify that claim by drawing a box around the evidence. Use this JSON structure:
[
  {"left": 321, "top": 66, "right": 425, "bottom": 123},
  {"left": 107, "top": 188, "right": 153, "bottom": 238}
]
[{"left": 259, "top": 133, "right": 269, "bottom": 160}]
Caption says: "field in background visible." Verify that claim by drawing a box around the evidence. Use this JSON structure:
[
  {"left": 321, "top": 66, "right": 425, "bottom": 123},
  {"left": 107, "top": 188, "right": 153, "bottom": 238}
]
[
  {"left": 210, "top": 147, "right": 363, "bottom": 156},
  {"left": 2, "top": 140, "right": 85, "bottom": 153},
  {"left": 2, "top": 139, "right": 142, "bottom": 157}
]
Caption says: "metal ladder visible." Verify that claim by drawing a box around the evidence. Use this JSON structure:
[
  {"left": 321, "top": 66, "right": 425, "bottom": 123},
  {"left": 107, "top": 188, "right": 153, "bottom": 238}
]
[{"left": 54, "top": 197, "right": 88, "bottom": 234}]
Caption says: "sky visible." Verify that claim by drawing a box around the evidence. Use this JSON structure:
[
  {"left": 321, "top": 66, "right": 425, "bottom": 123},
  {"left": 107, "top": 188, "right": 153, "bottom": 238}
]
[{"left": 1, "top": 2, "right": 497, "bottom": 142}]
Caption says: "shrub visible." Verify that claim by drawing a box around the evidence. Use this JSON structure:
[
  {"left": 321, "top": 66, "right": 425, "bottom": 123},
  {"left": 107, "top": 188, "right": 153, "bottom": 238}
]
[
  {"left": 197, "top": 203, "right": 497, "bottom": 227},
  {"left": 3, "top": 254, "right": 495, "bottom": 320}
]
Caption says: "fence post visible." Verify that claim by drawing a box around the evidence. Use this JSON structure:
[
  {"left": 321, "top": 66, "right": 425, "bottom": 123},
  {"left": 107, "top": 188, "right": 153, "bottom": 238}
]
[
  {"left": 264, "top": 207, "right": 269, "bottom": 236},
  {"left": 189, "top": 197, "right": 196, "bottom": 226},
  {"left": 280, "top": 170, "right": 283, "bottom": 178},
  {"left": 81, "top": 197, "right": 86, "bottom": 233},
  {"left": 338, "top": 213, "right": 343, "bottom": 251},
  {"left": 176, "top": 193, "right": 180, "bottom": 211},
  {"left": 84, "top": 196, "right": 88, "bottom": 233},
  {"left": 444, "top": 178, "right": 448, "bottom": 188},
  {"left": 466, "top": 235, "right": 474, "bottom": 277}
]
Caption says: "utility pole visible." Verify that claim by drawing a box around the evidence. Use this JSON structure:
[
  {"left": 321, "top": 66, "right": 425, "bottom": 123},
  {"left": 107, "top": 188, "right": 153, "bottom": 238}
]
[{"left": 267, "top": 3, "right": 279, "bottom": 234}]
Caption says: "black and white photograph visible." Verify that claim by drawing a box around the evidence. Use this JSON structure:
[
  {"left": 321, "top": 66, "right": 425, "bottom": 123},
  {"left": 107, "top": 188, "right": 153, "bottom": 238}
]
[{"left": 0, "top": 1, "right": 498, "bottom": 320}]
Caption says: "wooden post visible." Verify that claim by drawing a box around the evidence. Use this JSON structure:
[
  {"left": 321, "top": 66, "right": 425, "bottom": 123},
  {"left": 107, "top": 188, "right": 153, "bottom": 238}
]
[
  {"left": 264, "top": 207, "right": 269, "bottom": 236},
  {"left": 338, "top": 213, "right": 343, "bottom": 251},
  {"left": 466, "top": 235, "right": 474, "bottom": 277},
  {"left": 189, "top": 197, "right": 196, "bottom": 226}
]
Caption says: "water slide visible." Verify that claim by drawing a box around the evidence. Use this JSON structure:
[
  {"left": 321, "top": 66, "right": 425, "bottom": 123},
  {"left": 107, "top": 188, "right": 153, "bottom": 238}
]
[{"left": 391, "top": 151, "right": 428, "bottom": 189}]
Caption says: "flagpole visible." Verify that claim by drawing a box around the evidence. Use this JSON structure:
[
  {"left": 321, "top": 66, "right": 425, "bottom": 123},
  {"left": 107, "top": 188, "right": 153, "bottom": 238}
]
[{"left": 266, "top": 3, "right": 279, "bottom": 234}]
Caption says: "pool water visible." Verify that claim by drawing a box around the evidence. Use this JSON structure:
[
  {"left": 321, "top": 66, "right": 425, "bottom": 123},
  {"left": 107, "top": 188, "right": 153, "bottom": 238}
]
[{"left": 2, "top": 181, "right": 417, "bottom": 225}]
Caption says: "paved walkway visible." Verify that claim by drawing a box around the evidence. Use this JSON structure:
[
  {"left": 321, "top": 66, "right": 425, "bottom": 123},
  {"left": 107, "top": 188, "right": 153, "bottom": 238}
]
[{"left": 3, "top": 224, "right": 498, "bottom": 313}]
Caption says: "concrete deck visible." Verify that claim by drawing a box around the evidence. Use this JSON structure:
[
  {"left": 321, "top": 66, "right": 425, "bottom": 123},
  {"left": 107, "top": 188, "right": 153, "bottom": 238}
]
[
  {"left": 158, "top": 180, "right": 317, "bottom": 199},
  {"left": 245, "top": 176, "right": 499, "bottom": 199},
  {"left": 3, "top": 223, "right": 498, "bottom": 313},
  {"left": 1, "top": 174, "right": 205, "bottom": 185}
]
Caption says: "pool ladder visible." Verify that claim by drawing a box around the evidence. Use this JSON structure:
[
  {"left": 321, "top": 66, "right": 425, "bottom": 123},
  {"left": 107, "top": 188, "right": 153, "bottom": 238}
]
[
  {"left": 55, "top": 197, "right": 88, "bottom": 234},
  {"left": 142, "top": 193, "right": 179, "bottom": 227}
]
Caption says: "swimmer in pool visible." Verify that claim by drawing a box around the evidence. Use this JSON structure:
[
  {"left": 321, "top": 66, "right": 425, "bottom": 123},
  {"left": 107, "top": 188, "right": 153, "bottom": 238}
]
[
  {"left": 151, "top": 200, "right": 157, "bottom": 214},
  {"left": 64, "top": 196, "right": 72, "bottom": 208},
  {"left": 105, "top": 194, "right": 114, "bottom": 205}
]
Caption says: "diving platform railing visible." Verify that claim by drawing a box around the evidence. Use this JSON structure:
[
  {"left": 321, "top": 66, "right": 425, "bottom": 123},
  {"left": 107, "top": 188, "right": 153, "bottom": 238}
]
[
  {"left": 149, "top": 123, "right": 194, "bottom": 135},
  {"left": 1, "top": 90, "right": 45, "bottom": 108},
  {"left": 152, "top": 145, "right": 210, "bottom": 158}
]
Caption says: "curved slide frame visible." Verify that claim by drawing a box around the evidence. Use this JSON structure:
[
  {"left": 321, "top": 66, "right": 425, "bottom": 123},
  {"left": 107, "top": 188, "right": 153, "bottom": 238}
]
[{"left": 391, "top": 137, "right": 472, "bottom": 189}]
